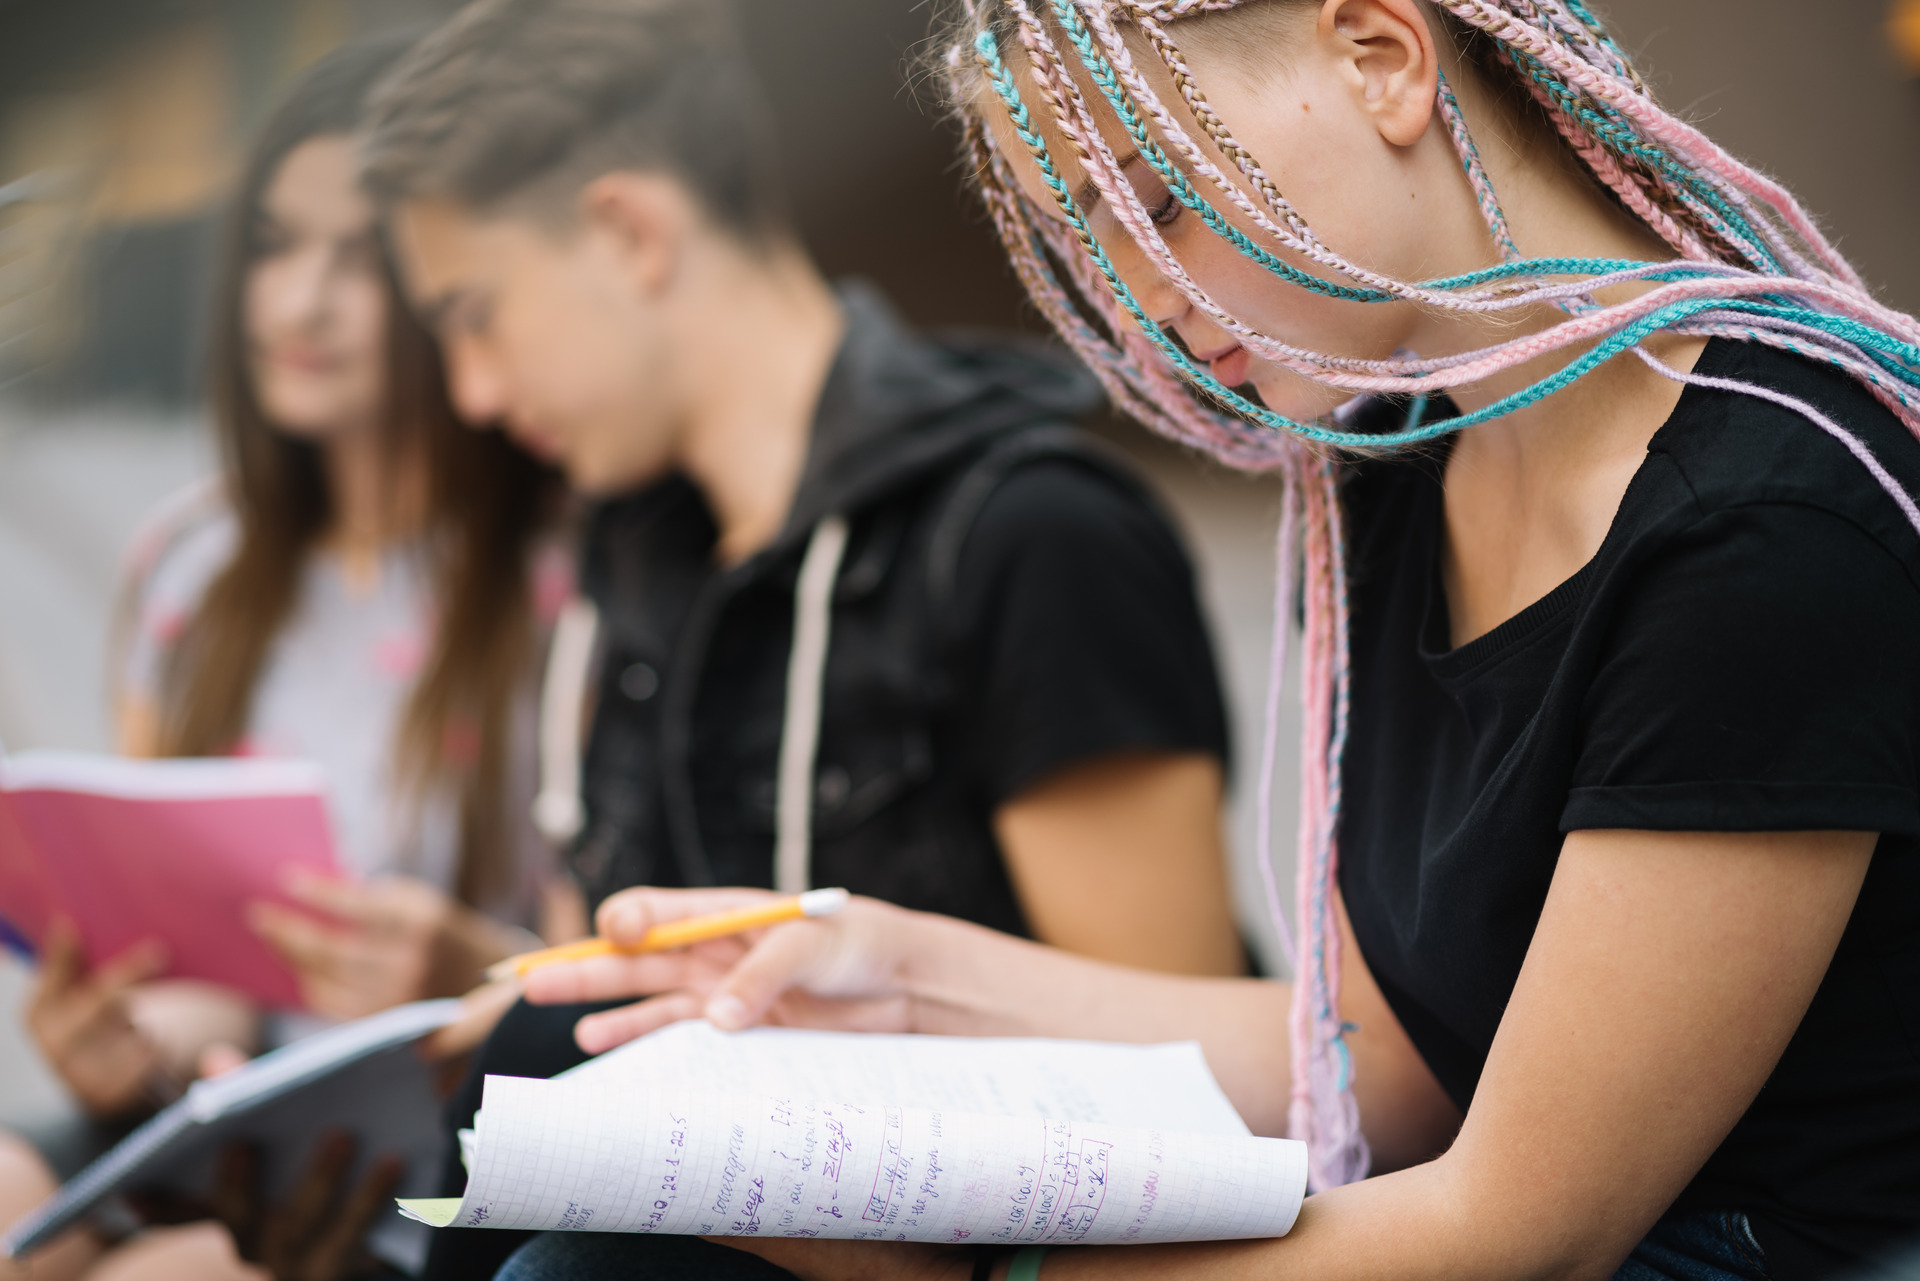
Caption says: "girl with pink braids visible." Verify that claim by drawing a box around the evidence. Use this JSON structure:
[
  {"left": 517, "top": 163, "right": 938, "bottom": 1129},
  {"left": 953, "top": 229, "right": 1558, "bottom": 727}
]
[{"left": 501, "top": 2, "right": 1920, "bottom": 1278}]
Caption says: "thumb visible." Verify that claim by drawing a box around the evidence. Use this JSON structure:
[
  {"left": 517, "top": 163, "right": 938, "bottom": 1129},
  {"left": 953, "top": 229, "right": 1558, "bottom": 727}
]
[
  {"left": 703, "top": 922, "right": 831, "bottom": 1031},
  {"left": 198, "top": 1042, "right": 250, "bottom": 1079}
]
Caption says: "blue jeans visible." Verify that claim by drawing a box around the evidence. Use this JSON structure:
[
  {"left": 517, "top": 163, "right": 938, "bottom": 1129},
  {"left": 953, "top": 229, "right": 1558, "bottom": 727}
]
[
  {"left": 492, "top": 1206, "right": 1771, "bottom": 1280},
  {"left": 1613, "top": 1209, "right": 1770, "bottom": 1281}
]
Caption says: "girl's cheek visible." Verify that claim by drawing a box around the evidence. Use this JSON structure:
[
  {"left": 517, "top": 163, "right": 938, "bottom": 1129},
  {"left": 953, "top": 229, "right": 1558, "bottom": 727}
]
[{"left": 1249, "top": 362, "right": 1349, "bottom": 422}]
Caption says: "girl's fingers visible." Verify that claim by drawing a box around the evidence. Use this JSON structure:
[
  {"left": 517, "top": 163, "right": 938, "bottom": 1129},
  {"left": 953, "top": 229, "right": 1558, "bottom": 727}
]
[
  {"left": 420, "top": 978, "right": 520, "bottom": 1062},
  {"left": 198, "top": 1042, "right": 250, "bottom": 1079},
  {"left": 572, "top": 992, "right": 706, "bottom": 1055},
  {"left": 265, "top": 1129, "right": 354, "bottom": 1266},
  {"left": 248, "top": 903, "right": 351, "bottom": 979},
  {"left": 212, "top": 1142, "right": 261, "bottom": 1258},
  {"left": 520, "top": 947, "right": 726, "bottom": 1006},
  {"left": 34, "top": 917, "right": 84, "bottom": 994},
  {"left": 705, "top": 921, "right": 836, "bottom": 1031},
  {"left": 283, "top": 871, "right": 385, "bottom": 923},
  {"left": 90, "top": 937, "right": 169, "bottom": 994},
  {"left": 309, "top": 1154, "right": 404, "bottom": 1280},
  {"left": 595, "top": 887, "right": 785, "bottom": 947}
]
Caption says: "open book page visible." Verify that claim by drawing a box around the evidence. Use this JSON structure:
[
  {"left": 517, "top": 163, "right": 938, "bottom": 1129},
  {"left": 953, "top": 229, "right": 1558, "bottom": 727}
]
[
  {"left": 558, "top": 1022, "right": 1254, "bottom": 1135},
  {"left": 401, "top": 1024, "right": 1306, "bottom": 1245},
  {"left": 0, "top": 750, "right": 338, "bottom": 1007}
]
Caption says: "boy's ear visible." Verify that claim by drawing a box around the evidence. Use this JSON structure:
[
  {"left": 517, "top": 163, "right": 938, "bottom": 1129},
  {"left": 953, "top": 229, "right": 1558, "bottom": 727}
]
[
  {"left": 577, "top": 172, "right": 690, "bottom": 295},
  {"left": 1319, "top": 0, "right": 1439, "bottom": 148}
]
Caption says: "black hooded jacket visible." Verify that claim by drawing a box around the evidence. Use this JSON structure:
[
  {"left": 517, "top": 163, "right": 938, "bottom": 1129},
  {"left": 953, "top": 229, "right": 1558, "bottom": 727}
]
[{"left": 566, "top": 283, "right": 1229, "bottom": 935}]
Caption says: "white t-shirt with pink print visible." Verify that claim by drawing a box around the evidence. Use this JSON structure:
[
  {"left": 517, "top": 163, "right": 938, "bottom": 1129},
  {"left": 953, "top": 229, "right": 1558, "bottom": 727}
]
[{"left": 119, "top": 483, "right": 564, "bottom": 928}]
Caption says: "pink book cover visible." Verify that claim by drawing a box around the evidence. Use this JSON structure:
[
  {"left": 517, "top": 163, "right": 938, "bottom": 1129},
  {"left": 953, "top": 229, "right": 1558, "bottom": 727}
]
[{"left": 0, "top": 752, "right": 341, "bottom": 1009}]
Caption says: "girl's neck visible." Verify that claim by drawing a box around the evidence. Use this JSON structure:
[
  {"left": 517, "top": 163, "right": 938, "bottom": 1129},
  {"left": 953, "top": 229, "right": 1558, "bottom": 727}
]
[
  {"left": 320, "top": 422, "right": 429, "bottom": 592},
  {"left": 1420, "top": 81, "right": 1709, "bottom": 647}
]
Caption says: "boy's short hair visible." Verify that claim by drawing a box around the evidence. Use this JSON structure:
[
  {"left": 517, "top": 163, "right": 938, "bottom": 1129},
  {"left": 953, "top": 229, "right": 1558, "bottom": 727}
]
[{"left": 360, "top": 0, "right": 786, "bottom": 241}]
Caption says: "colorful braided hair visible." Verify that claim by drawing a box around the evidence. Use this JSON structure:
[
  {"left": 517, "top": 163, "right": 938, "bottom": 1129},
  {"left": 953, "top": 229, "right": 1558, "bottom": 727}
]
[{"left": 941, "top": 0, "right": 1920, "bottom": 1191}]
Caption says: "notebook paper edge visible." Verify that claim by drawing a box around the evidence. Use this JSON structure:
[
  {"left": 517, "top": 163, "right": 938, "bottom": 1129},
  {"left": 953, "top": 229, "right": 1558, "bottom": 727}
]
[{"left": 396, "top": 1198, "right": 465, "bottom": 1227}]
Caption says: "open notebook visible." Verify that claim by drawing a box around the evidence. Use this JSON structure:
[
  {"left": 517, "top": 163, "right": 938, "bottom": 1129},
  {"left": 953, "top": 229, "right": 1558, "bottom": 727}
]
[
  {"left": 4, "top": 1000, "right": 460, "bottom": 1274},
  {"left": 401, "top": 1021, "right": 1307, "bottom": 1246}
]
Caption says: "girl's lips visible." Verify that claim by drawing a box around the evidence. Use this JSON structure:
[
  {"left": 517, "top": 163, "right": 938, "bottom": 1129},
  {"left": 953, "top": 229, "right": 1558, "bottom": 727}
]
[
  {"left": 1209, "top": 346, "right": 1251, "bottom": 387},
  {"left": 266, "top": 347, "right": 344, "bottom": 375}
]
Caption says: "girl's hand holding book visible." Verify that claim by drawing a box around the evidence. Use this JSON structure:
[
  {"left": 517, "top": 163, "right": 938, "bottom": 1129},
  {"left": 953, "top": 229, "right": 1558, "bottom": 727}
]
[
  {"left": 247, "top": 872, "right": 526, "bottom": 1021},
  {"left": 25, "top": 917, "right": 171, "bottom": 1118}
]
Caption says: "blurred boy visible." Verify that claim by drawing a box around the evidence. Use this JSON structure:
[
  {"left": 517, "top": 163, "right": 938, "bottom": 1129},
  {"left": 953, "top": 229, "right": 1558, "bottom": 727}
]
[{"left": 364, "top": 2, "right": 1241, "bottom": 1274}]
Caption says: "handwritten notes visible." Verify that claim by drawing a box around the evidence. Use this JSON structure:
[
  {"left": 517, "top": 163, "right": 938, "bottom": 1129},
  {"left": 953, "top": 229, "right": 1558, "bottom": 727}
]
[{"left": 399, "top": 1023, "right": 1306, "bottom": 1245}]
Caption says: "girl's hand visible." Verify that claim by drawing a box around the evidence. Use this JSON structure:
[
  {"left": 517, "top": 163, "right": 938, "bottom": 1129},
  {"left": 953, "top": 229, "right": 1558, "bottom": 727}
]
[
  {"left": 214, "top": 1134, "right": 402, "bottom": 1281},
  {"left": 248, "top": 873, "right": 521, "bottom": 1020},
  {"left": 520, "top": 888, "right": 925, "bottom": 1055},
  {"left": 24, "top": 918, "right": 170, "bottom": 1118}
]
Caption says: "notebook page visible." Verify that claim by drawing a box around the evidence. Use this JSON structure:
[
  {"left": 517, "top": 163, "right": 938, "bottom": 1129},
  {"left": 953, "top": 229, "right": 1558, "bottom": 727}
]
[
  {"left": 557, "top": 1022, "right": 1250, "bottom": 1136},
  {"left": 404, "top": 1075, "right": 1305, "bottom": 1244}
]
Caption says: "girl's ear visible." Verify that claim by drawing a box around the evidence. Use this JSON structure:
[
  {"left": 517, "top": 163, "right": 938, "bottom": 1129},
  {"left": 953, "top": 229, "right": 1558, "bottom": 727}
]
[{"left": 1319, "top": 0, "right": 1440, "bottom": 148}]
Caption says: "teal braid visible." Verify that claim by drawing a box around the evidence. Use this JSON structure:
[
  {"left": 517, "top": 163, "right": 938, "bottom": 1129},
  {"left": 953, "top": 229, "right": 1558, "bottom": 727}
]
[
  {"left": 975, "top": 27, "right": 1913, "bottom": 450},
  {"left": 1503, "top": 45, "right": 1783, "bottom": 273},
  {"left": 1043, "top": 0, "right": 1773, "bottom": 308},
  {"left": 1042, "top": 0, "right": 1394, "bottom": 302}
]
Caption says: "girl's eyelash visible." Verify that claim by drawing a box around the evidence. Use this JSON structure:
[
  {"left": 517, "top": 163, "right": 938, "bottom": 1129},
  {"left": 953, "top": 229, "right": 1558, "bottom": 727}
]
[{"left": 1150, "top": 194, "right": 1180, "bottom": 227}]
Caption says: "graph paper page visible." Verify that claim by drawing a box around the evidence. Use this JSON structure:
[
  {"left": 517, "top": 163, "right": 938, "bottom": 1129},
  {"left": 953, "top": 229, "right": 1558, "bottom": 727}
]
[
  {"left": 400, "top": 1027, "right": 1306, "bottom": 1245},
  {"left": 559, "top": 1022, "right": 1254, "bottom": 1135}
]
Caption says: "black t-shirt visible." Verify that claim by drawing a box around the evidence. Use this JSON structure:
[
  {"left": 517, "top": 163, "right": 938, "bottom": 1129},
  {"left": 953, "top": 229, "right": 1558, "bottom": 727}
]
[
  {"left": 1339, "top": 340, "right": 1920, "bottom": 1278},
  {"left": 581, "top": 452, "right": 1229, "bottom": 932},
  {"left": 951, "top": 457, "right": 1231, "bottom": 806}
]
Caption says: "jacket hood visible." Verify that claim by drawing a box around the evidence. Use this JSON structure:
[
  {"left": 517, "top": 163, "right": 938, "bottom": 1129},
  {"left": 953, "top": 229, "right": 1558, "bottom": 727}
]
[{"left": 772, "top": 281, "right": 1102, "bottom": 549}]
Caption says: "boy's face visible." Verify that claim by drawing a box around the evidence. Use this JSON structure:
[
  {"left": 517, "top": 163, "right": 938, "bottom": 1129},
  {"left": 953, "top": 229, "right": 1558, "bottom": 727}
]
[{"left": 389, "top": 196, "right": 681, "bottom": 494}]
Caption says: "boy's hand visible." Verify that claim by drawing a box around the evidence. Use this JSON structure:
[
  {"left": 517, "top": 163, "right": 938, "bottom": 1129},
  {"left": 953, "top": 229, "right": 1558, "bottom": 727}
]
[
  {"left": 520, "top": 888, "right": 921, "bottom": 1055},
  {"left": 24, "top": 917, "right": 171, "bottom": 1118},
  {"left": 248, "top": 873, "right": 518, "bottom": 1020}
]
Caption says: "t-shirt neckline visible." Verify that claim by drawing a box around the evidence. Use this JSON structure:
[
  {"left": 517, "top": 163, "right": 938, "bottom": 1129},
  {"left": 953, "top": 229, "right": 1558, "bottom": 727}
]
[{"left": 1414, "top": 338, "right": 1736, "bottom": 682}]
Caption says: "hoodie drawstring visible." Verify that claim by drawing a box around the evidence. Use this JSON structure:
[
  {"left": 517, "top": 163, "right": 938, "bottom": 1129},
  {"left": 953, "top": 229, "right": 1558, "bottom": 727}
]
[
  {"left": 775, "top": 514, "right": 850, "bottom": 894},
  {"left": 532, "top": 596, "right": 599, "bottom": 845},
  {"left": 532, "top": 515, "right": 849, "bottom": 893}
]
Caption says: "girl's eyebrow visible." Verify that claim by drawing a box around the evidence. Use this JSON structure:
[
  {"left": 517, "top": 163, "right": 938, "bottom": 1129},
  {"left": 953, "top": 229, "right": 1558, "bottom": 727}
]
[{"left": 1073, "top": 149, "right": 1142, "bottom": 212}]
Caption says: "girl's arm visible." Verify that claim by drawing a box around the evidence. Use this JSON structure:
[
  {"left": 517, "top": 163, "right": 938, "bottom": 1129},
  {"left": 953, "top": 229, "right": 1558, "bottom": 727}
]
[
  {"left": 992, "top": 752, "right": 1245, "bottom": 976},
  {"left": 989, "top": 828, "right": 1872, "bottom": 1281},
  {"left": 523, "top": 883, "right": 1456, "bottom": 1151},
  {"left": 533, "top": 828, "right": 1867, "bottom": 1281}
]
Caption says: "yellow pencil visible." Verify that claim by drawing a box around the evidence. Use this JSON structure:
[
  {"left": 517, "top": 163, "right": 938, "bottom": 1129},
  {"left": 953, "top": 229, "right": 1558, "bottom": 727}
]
[{"left": 486, "top": 887, "right": 850, "bottom": 981}]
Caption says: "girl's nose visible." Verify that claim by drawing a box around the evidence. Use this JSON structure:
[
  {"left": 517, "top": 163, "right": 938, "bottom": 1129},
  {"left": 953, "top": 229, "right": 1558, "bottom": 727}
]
[{"left": 1103, "top": 233, "right": 1187, "bottom": 332}]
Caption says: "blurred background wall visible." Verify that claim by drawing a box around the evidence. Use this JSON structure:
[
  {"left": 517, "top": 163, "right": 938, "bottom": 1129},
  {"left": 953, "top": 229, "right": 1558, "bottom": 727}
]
[{"left": 1, "top": 0, "right": 1917, "bottom": 1111}]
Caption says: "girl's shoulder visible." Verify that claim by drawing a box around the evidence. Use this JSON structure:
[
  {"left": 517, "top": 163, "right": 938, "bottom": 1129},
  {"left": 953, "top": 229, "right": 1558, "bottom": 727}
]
[
  {"left": 119, "top": 480, "right": 239, "bottom": 634},
  {"left": 1643, "top": 338, "right": 1920, "bottom": 582}
]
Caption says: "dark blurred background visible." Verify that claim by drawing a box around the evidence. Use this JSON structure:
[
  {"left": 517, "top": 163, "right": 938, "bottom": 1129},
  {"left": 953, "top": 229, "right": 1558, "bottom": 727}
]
[
  {"left": 4, "top": 0, "right": 1914, "bottom": 408},
  {"left": 1, "top": 0, "right": 1917, "bottom": 1107}
]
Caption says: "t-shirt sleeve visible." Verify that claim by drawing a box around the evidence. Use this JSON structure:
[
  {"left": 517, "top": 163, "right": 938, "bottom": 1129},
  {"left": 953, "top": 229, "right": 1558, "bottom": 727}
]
[
  {"left": 1563, "top": 502, "right": 1920, "bottom": 836},
  {"left": 952, "top": 458, "right": 1230, "bottom": 808},
  {"left": 117, "top": 503, "right": 236, "bottom": 707}
]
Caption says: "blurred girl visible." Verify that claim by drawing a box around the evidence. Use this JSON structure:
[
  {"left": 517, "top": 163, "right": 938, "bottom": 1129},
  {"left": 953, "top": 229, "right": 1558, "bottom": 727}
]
[{"left": 3, "top": 33, "right": 565, "bottom": 1281}]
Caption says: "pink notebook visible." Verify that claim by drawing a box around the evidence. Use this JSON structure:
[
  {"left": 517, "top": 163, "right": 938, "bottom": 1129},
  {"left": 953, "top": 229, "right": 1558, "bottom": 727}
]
[{"left": 0, "top": 752, "right": 340, "bottom": 1009}]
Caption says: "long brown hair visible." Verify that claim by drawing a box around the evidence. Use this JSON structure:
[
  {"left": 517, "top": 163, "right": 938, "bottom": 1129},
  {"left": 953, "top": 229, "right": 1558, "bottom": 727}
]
[{"left": 160, "top": 36, "right": 562, "bottom": 908}]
